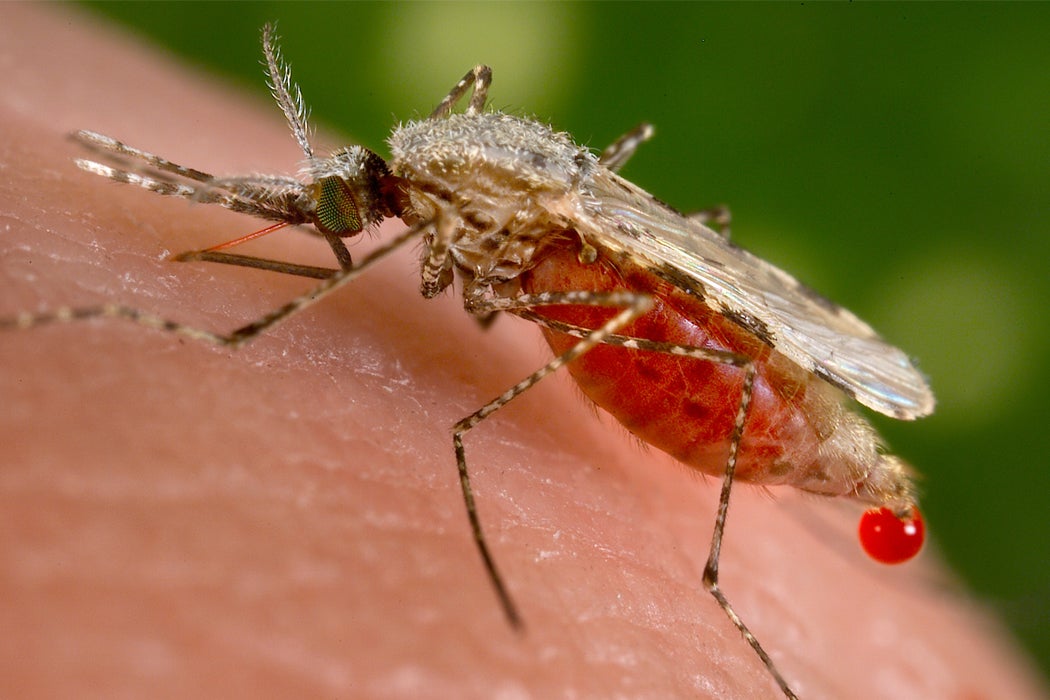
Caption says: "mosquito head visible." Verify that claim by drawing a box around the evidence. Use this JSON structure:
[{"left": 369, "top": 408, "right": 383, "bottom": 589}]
[{"left": 303, "top": 146, "right": 397, "bottom": 237}]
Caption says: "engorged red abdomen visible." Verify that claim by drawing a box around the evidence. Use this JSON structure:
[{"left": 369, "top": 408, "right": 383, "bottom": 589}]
[{"left": 520, "top": 242, "right": 857, "bottom": 494}]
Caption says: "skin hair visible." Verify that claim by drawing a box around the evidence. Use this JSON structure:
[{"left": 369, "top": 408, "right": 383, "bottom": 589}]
[{"left": 0, "top": 5, "right": 1046, "bottom": 698}]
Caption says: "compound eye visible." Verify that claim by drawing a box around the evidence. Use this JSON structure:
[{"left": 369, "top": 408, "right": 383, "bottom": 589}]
[{"left": 312, "top": 176, "right": 363, "bottom": 236}]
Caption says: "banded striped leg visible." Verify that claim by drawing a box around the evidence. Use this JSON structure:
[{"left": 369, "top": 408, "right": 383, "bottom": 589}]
[
  {"left": 598, "top": 123, "right": 655, "bottom": 172},
  {"left": 596, "top": 127, "right": 732, "bottom": 239},
  {"left": 509, "top": 310, "right": 792, "bottom": 695},
  {"left": 703, "top": 360, "right": 797, "bottom": 700},
  {"left": 429, "top": 65, "right": 493, "bottom": 119},
  {"left": 456, "top": 293, "right": 795, "bottom": 697},
  {"left": 1, "top": 223, "right": 424, "bottom": 348},
  {"left": 688, "top": 206, "right": 733, "bottom": 240}
]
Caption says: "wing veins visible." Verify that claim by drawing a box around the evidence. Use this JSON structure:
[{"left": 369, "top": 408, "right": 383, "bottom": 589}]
[{"left": 557, "top": 168, "right": 935, "bottom": 419}]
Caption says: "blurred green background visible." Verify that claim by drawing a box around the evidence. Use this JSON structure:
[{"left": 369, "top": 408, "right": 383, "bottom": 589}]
[{"left": 83, "top": 1, "right": 1049, "bottom": 682}]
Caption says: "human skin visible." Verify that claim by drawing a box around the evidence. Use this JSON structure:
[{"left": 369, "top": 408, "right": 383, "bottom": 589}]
[{"left": 0, "top": 5, "right": 1046, "bottom": 699}]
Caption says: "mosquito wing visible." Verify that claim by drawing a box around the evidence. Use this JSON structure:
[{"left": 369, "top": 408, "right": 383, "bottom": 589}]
[{"left": 560, "top": 167, "right": 935, "bottom": 420}]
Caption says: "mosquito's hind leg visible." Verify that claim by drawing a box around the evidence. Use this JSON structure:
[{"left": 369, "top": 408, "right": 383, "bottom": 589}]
[
  {"left": 429, "top": 65, "right": 493, "bottom": 119},
  {"left": 598, "top": 123, "right": 654, "bottom": 172},
  {"left": 699, "top": 361, "right": 797, "bottom": 699},
  {"left": 595, "top": 128, "right": 732, "bottom": 239},
  {"left": 688, "top": 205, "right": 732, "bottom": 239},
  {"left": 510, "top": 307, "right": 792, "bottom": 696},
  {"left": 450, "top": 288, "right": 798, "bottom": 698},
  {"left": 445, "top": 287, "right": 749, "bottom": 622},
  {"left": 447, "top": 288, "right": 655, "bottom": 629}
]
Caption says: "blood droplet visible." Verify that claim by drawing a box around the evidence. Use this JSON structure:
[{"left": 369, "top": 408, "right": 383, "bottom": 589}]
[{"left": 859, "top": 507, "right": 925, "bottom": 564}]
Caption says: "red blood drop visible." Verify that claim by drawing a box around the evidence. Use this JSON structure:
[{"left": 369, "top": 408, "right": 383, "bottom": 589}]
[{"left": 859, "top": 507, "right": 925, "bottom": 564}]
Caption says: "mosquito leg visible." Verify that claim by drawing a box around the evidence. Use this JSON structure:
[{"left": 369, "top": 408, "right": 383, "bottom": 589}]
[
  {"left": 598, "top": 123, "right": 655, "bottom": 173},
  {"left": 463, "top": 293, "right": 798, "bottom": 696},
  {"left": 171, "top": 226, "right": 351, "bottom": 280},
  {"left": 173, "top": 249, "right": 339, "bottom": 280},
  {"left": 688, "top": 205, "right": 733, "bottom": 240},
  {"left": 429, "top": 65, "right": 493, "bottom": 119},
  {"left": 701, "top": 362, "right": 798, "bottom": 699},
  {"left": 322, "top": 232, "right": 355, "bottom": 271},
  {"left": 522, "top": 311, "right": 793, "bottom": 696},
  {"left": 450, "top": 287, "right": 747, "bottom": 628},
  {"left": 419, "top": 208, "right": 459, "bottom": 298},
  {"left": 510, "top": 310, "right": 748, "bottom": 366},
  {"left": 450, "top": 288, "right": 654, "bottom": 628},
  {"left": 2, "top": 222, "right": 425, "bottom": 347}
]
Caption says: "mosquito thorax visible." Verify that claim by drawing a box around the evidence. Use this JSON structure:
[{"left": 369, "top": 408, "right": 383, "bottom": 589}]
[
  {"left": 388, "top": 113, "right": 600, "bottom": 299},
  {"left": 303, "top": 146, "right": 394, "bottom": 236},
  {"left": 388, "top": 113, "right": 593, "bottom": 219}
]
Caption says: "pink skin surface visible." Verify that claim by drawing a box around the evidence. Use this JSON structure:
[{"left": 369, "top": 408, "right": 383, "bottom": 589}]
[{"left": 1, "top": 5, "right": 1046, "bottom": 699}]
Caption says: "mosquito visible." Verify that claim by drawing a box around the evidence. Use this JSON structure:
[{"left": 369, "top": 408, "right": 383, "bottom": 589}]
[{"left": 2, "top": 24, "right": 934, "bottom": 698}]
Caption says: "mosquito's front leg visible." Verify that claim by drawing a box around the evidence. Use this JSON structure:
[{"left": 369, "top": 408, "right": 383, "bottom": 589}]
[
  {"left": 172, "top": 223, "right": 354, "bottom": 281},
  {"left": 172, "top": 249, "right": 341, "bottom": 280},
  {"left": 419, "top": 208, "right": 462, "bottom": 299},
  {"left": 2, "top": 223, "right": 425, "bottom": 350}
]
